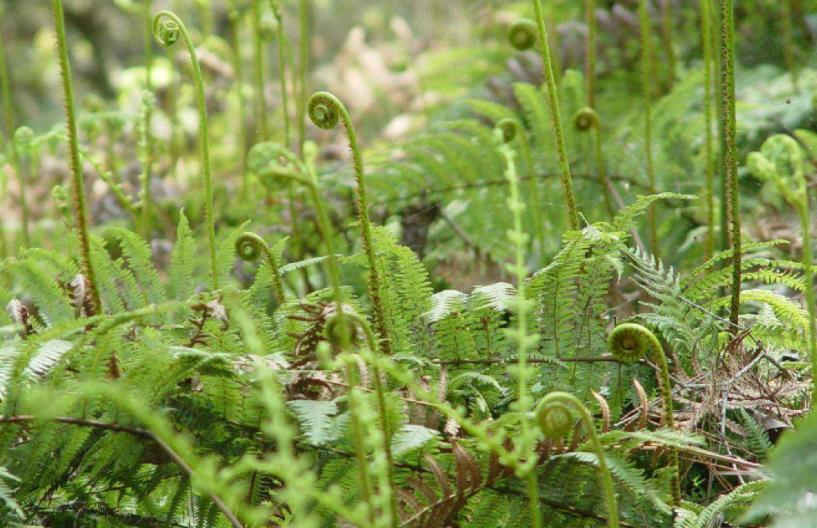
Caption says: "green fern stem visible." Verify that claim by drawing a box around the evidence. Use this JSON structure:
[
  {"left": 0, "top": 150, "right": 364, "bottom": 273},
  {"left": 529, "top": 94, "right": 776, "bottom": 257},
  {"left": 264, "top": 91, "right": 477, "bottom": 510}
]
[
  {"left": 659, "top": 0, "right": 676, "bottom": 90},
  {"left": 296, "top": 0, "right": 310, "bottom": 154},
  {"left": 308, "top": 91, "right": 391, "bottom": 355},
  {"left": 270, "top": 1, "right": 291, "bottom": 147},
  {"left": 497, "top": 118, "right": 544, "bottom": 255},
  {"left": 52, "top": 0, "right": 102, "bottom": 313},
  {"left": 608, "top": 323, "right": 681, "bottom": 506},
  {"left": 718, "top": 0, "right": 742, "bottom": 330},
  {"left": 139, "top": 92, "right": 155, "bottom": 239},
  {"left": 252, "top": 0, "right": 269, "bottom": 140},
  {"left": 584, "top": 0, "right": 614, "bottom": 217},
  {"left": 496, "top": 130, "right": 542, "bottom": 527},
  {"left": 529, "top": 1, "right": 580, "bottom": 231},
  {"left": 781, "top": 0, "right": 800, "bottom": 92},
  {"left": 585, "top": 0, "right": 597, "bottom": 110},
  {"left": 0, "top": 15, "right": 18, "bottom": 254},
  {"left": 153, "top": 11, "right": 219, "bottom": 291},
  {"left": 12, "top": 128, "right": 31, "bottom": 249},
  {"left": 228, "top": 7, "right": 250, "bottom": 197},
  {"left": 700, "top": 0, "right": 716, "bottom": 260},
  {"left": 342, "top": 312, "right": 399, "bottom": 527},
  {"left": 535, "top": 392, "right": 619, "bottom": 528},
  {"left": 638, "top": 0, "right": 658, "bottom": 254},
  {"left": 141, "top": 0, "right": 153, "bottom": 239},
  {"left": 235, "top": 232, "right": 287, "bottom": 304},
  {"left": 795, "top": 201, "right": 817, "bottom": 406}
]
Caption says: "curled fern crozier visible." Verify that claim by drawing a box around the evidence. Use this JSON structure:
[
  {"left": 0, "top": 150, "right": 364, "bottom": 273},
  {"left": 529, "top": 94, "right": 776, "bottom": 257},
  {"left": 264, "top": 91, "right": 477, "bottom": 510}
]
[
  {"left": 509, "top": 19, "right": 537, "bottom": 51},
  {"left": 308, "top": 91, "right": 341, "bottom": 130},
  {"left": 573, "top": 107, "right": 599, "bottom": 132}
]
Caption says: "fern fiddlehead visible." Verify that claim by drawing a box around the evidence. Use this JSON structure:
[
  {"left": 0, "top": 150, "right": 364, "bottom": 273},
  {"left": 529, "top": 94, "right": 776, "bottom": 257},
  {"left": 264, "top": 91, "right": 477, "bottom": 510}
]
[
  {"left": 535, "top": 392, "right": 619, "bottom": 528},
  {"left": 508, "top": 19, "right": 537, "bottom": 51},
  {"left": 497, "top": 118, "right": 544, "bottom": 255},
  {"left": 153, "top": 11, "right": 218, "bottom": 291},
  {"left": 608, "top": 323, "right": 681, "bottom": 506},
  {"left": 235, "top": 232, "right": 286, "bottom": 305},
  {"left": 308, "top": 91, "right": 391, "bottom": 355},
  {"left": 52, "top": 0, "right": 101, "bottom": 313},
  {"left": 718, "top": 0, "right": 742, "bottom": 331},
  {"left": 573, "top": 107, "right": 599, "bottom": 133},
  {"left": 527, "top": 1, "right": 580, "bottom": 230}
]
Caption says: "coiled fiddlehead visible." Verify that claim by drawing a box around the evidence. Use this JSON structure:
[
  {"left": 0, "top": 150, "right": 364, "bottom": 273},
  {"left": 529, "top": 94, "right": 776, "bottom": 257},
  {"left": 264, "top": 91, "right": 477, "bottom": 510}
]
[
  {"left": 573, "top": 107, "right": 599, "bottom": 132},
  {"left": 307, "top": 91, "right": 391, "bottom": 355},
  {"left": 525, "top": 3, "right": 580, "bottom": 230},
  {"left": 535, "top": 392, "right": 619, "bottom": 528},
  {"left": 235, "top": 232, "right": 286, "bottom": 305},
  {"left": 154, "top": 11, "right": 218, "bottom": 291},
  {"left": 508, "top": 19, "right": 537, "bottom": 51},
  {"left": 52, "top": 0, "right": 101, "bottom": 313},
  {"left": 608, "top": 323, "right": 681, "bottom": 506}
]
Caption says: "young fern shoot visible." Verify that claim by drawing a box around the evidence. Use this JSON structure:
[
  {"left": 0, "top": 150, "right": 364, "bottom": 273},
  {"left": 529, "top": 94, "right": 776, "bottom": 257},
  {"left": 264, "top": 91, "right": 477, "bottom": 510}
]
[
  {"left": 523, "top": 3, "right": 580, "bottom": 230},
  {"left": 52, "top": 0, "right": 101, "bottom": 313},
  {"left": 153, "top": 11, "right": 219, "bottom": 291},
  {"left": 307, "top": 91, "right": 391, "bottom": 354},
  {"left": 235, "top": 232, "right": 287, "bottom": 305},
  {"left": 536, "top": 392, "right": 619, "bottom": 528},
  {"left": 608, "top": 322, "right": 681, "bottom": 506}
]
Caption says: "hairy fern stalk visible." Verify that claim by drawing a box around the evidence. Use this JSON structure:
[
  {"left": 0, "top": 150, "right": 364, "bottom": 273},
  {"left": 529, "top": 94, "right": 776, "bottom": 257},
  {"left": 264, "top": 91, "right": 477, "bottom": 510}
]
[{"left": 0, "top": 2, "right": 815, "bottom": 527}]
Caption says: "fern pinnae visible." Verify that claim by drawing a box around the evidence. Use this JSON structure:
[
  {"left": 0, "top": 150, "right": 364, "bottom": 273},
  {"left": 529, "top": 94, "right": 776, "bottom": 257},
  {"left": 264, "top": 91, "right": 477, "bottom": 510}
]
[
  {"left": 235, "top": 232, "right": 286, "bottom": 305},
  {"left": 524, "top": 1, "right": 580, "bottom": 230},
  {"left": 535, "top": 392, "right": 619, "bottom": 528},
  {"left": 153, "top": 10, "right": 218, "bottom": 291},
  {"left": 52, "top": 0, "right": 102, "bottom": 314},
  {"left": 308, "top": 91, "right": 391, "bottom": 355}
]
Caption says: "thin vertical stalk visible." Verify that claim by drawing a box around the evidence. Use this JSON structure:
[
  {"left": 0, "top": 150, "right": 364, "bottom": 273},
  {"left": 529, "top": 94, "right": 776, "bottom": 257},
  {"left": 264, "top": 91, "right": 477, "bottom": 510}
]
[
  {"left": 252, "top": 0, "right": 269, "bottom": 140},
  {"left": 0, "top": 14, "right": 24, "bottom": 251},
  {"left": 229, "top": 10, "right": 249, "bottom": 197},
  {"left": 782, "top": 0, "right": 800, "bottom": 92},
  {"left": 52, "top": 0, "right": 102, "bottom": 312},
  {"left": 701, "top": 0, "right": 716, "bottom": 260},
  {"left": 660, "top": 0, "right": 676, "bottom": 90},
  {"left": 718, "top": 0, "right": 742, "bottom": 330},
  {"left": 530, "top": 0, "right": 579, "bottom": 231},
  {"left": 638, "top": 0, "right": 658, "bottom": 254},
  {"left": 296, "top": 0, "right": 309, "bottom": 155},
  {"left": 308, "top": 92, "right": 392, "bottom": 355},
  {"left": 141, "top": 0, "right": 154, "bottom": 239},
  {"left": 270, "top": 2, "right": 291, "bottom": 147},
  {"left": 154, "top": 11, "right": 218, "bottom": 290},
  {"left": 585, "top": 0, "right": 614, "bottom": 217},
  {"left": 797, "top": 201, "right": 817, "bottom": 406}
]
